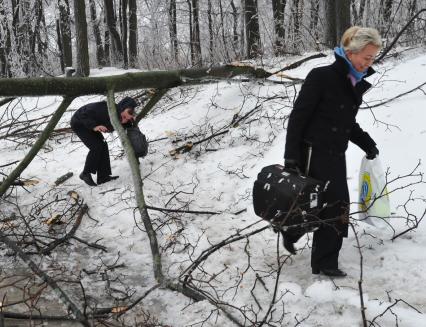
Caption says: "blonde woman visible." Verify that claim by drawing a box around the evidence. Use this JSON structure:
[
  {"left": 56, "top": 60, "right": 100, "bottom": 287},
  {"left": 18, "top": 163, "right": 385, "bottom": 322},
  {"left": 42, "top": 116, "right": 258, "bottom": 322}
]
[{"left": 283, "top": 27, "right": 382, "bottom": 277}]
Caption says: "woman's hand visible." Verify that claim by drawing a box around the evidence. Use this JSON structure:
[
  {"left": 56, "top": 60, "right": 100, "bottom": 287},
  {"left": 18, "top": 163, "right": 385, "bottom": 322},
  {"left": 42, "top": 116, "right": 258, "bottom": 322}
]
[
  {"left": 93, "top": 125, "right": 109, "bottom": 133},
  {"left": 366, "top": 146, "right": 379, "bottom": 160}
]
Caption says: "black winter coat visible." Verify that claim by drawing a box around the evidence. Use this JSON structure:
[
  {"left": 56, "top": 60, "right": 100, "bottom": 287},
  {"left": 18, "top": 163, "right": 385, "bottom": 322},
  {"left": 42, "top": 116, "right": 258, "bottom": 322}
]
[
  {"left": 71, "top": 101, "right": 130, "bottom": 131},
  {"left": 284, "top": 54, "right": 377, "bottom": 236},
  {"left": 285, "top": 54, "right": 376, "bottom": 164}
]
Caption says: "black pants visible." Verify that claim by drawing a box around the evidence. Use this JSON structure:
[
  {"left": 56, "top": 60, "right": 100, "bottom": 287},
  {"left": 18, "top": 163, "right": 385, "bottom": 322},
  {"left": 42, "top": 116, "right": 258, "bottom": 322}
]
[
  {"left": 71, "top": 125, "right": 111, "bottom": 179},
  {"left": 282, "top": 226, "right": 343, "bottom": 270},
  {"left": 282, "top": 148, "right": 348, "bottom": 270}
]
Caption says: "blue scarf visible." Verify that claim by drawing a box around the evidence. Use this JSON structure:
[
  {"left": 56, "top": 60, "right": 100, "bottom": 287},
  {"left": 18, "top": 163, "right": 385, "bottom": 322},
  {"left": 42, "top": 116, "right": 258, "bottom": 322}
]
[{"left": 334, "top": 46, "right": 367, "bottom": 83}]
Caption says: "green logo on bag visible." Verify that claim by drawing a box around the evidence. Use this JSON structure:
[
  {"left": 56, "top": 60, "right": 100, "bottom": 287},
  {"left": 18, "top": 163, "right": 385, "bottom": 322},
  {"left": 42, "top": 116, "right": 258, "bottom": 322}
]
[{"left": 360, "top": 173, "right": 372, "bottom": 210}]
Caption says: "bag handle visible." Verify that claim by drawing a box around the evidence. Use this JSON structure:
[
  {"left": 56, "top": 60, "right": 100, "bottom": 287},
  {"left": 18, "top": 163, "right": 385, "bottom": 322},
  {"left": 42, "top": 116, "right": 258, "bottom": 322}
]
[{"left": 305, "top": 144, "right": 313, "bottom": 176}]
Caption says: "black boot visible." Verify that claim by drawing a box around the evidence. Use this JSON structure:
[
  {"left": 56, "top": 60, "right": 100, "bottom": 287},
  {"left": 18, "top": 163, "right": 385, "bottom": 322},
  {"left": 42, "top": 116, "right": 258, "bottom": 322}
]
[
  {"left": 312, "top": 267, "right": 347, "bottom": 277},
  {"left": 79, "top": 172, "right": 97, "bottom": 186},
  {"left": 97, "top": 175, "right": 119, "bottom": 185}
]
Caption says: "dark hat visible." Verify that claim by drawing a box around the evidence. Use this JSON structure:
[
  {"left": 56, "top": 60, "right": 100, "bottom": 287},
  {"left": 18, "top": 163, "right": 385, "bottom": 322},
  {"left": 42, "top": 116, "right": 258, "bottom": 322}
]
[{"left": 117, "top": 97, "right": 138, "bottom": 112}]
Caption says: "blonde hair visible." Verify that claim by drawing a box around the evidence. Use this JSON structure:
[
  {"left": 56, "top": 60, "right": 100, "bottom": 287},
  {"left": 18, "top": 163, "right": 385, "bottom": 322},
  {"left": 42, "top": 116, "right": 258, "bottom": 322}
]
[{"left": 341, "top": 26, "right": 382, "bottom": 53}]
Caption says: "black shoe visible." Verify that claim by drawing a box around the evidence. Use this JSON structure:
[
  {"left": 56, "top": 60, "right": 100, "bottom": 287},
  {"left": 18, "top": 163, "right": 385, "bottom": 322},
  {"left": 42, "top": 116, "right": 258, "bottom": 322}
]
[
  {"left": 97, "top": 175, "right": 119, "bottom": 185},
  {"left": 312, "top": 267, "right": 347, "bottom": 277},
  {"left": 283, "top": 237, "right": 297, "bottom": 255},
  {"left": 79, "top": 172, "right": 97, "bottom": 186}
]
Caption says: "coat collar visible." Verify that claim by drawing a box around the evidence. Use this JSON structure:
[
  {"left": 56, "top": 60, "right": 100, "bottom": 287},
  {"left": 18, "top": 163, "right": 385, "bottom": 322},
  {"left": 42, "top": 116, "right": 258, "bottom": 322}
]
[
  {"left": 332, "top": 53, "right": 375, "bottom": 79},
  {"left": 331, "top": 54, "right": 375, "bottom": 102}
]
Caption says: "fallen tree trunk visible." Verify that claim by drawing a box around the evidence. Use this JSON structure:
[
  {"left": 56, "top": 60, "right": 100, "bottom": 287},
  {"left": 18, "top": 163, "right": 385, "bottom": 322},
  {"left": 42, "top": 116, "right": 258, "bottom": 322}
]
[{"left": 0, "top": 65, "right": 272, "bottom": 97}]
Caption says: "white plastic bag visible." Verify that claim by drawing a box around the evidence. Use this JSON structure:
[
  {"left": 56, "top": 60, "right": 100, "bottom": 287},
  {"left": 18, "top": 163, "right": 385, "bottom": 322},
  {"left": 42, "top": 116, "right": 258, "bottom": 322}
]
[{"left": 358, "top": 155, "right": 391, "bottom": 225}]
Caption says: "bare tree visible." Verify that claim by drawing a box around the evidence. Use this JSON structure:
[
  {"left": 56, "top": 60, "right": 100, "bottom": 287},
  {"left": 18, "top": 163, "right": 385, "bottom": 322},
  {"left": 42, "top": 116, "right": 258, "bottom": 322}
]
[
  {"left": 128, "top": 0, "right": 138, "bottom": 67},
  {"left": 169, "top": 0, "right": 179, "bottom": 64},
  {"left": 0, "top": 1, "right": 10, "bottom": 77},
  {"left": 184, "top": 0, "right": 202, "bottom": 66},
  {"left": 272, "top": 0, "right": 287, "bottom": 55},
  {"left": 207, "top": 0, "right": 214, "bottom": 62},
  {"left": 104, "top": 0, "right": 124, "bottom": 66},
  {"left": 380, "top": 0, "right": 394, "bottom": 33},
  {"left": 73, "top": 0, "right": 90, "bottom": 76},
  {"left": 230, "top": 0, "right": 240, "bottom": 58},
  {"left": 310, "top": 0, "right": 320, "bottom": 42},
  {"left": 245, "top": 0, "right": 261, "bottom": 58},
  {"left": 324, "top": 0, "right": 350, "bottom": 48},
  {"left": 336, "top": 0, "right": 351, "bottom": 41},
  {"left": 58, "top": 0, "right": 73, "bottom": 71},
  {"left": 290, "top": 0, "right": 304, "bottom": 52},
  {"left": 120, "top": 0, "right": 129, "bottom": 69},
  {"left": 89, "top": 0, "right": 106, "bottom": 68}
]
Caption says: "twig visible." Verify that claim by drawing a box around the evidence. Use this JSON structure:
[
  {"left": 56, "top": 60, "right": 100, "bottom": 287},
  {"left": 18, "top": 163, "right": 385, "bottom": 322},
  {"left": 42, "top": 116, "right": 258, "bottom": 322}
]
[
  {"left": 350, "top": 223, "right": 368, "bottom": 327},
  {"left": 361, "top": 82, "right": 426, "bottom": 109},
  {"left": 0, "top": 230, "right": 90, "bottom": 326},
  {"left": 375, "top": 9, "right": 426, "bottom": 63},
  {"left": 146, "top": 205, "right": 220, "bottom": 215}
]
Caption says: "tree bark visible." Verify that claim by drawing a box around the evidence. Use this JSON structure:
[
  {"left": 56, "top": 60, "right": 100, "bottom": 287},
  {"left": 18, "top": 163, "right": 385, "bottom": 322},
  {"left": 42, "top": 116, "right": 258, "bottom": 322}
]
[
  {"left": 128, "top": 0, "right": 138, "bottom": 68},
  {"left": 89, "top": 0, "right": 106, "bottom": 67},
  {"left": 272, "top": 0, "right": 287, "bottom": 56},
  {"left": 336, "top": 0, "right": 351, "bottom": 42},
  {"left": 219, "top": 0, "right": 230, "bottom": 62},
  {"left": 56, "top": 19, "right": 64, "bottom": 72},
  {"left": 245, "top": 0, "right": 261, "bottom": 58},
  {"left": 73, "top": 0, "right": 90, "bottom": 76},
  {"left": 120, "top": 0, "right": 129, "bottom": 69},
  {"left": 186, "top": 0, "right": 195, "bottom": 65},
  {"left": 310, "top": 0, "right": 320, "bottom": 42},
  {"left": 0, "top": 64, "right": 272, "bottom": 97},
  {"left": 31, "top": 0, "right": 46, "bottom": 56},
  {"left": 135, "top": 89, "right": 169, "bottom": 124},
  {"left": 192, "top": 0, "right": 202, "bottom": 66},
  {"left": 0, "top": 2, "right": 10, "bottom": 77},
  {"left": 381, "top": 0, "right": 394, "bottom": 32},
  {"left": 207, "top": 0, "right": 214, "bottom": 62},
  {"left": 291, "top": 0, "right": 302, "bottom": 52},
  {"left": 104, "top": 15, "right": 111, "bottom": 66},
  {"left": 324, "top": 0, "right": 337, "bottom": 48},
  {"left": 406, "top": 0, "right": 417, "bottom": 42},
  {"left": 230, "top": 0, "right": 239, "bottom": 58},
  {"left": 57, "top": 0, "right": 73, "bottom": 69},
  {"left": 169, "top": 0, "right": 178, "bottom": 64},
  {"left": 358, "top": 0, "right": 367, "bottom": 25},
  {"left": 104, "top": 0, "right": 124, "bottom": 66}
]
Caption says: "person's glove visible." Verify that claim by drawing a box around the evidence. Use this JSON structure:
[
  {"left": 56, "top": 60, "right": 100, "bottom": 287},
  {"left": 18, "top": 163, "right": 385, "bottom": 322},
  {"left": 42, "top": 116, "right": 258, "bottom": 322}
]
[
  {"left": 284, "top": 159, "right": 301, "bottom": 174},
  {"left": 366, "top": 146, "right": 379, "bottom": 160}
]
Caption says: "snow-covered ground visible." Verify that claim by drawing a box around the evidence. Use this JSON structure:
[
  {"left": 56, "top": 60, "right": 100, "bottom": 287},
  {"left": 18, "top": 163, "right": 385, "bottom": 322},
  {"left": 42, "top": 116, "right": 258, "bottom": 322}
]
[{"left": 1, "top": 49, "right": 425, "bottom": 326}]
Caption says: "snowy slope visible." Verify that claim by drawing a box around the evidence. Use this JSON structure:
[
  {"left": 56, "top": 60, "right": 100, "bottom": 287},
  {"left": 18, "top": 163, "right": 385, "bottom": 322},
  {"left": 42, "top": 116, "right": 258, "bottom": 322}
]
[{"left": 0, "top": 49, "right": 425, "bottom": 326}]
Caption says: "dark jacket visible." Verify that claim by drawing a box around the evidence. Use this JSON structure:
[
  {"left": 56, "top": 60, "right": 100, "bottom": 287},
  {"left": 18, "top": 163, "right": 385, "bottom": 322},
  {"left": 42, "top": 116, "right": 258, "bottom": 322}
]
[
  {"left": 284, "top": 54, "right": 376, "bottom": 165},
  {"left": 71, "top": 101, "right": 130, "bottom": 131}
]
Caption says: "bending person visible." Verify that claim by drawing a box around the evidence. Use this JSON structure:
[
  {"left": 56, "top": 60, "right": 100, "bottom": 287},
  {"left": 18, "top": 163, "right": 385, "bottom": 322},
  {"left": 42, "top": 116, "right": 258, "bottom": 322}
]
[{"left": 71, "top": 97, "right": 137, "bottom": 186}]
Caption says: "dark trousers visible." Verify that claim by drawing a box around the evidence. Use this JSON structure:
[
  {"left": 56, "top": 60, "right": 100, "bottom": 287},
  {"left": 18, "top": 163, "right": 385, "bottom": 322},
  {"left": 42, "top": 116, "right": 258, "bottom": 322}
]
[
  {"left": 311, "top": 225, "right": 343, "bottom": 270},
  {"left": 282, "top": 224, "right": 343, "bottom": 270},
  {"left": 72, "top": 125, "right": 111, "bottom": 179},
  {"left": 282, "top": 148, "right": 348, "bottom": 270}
]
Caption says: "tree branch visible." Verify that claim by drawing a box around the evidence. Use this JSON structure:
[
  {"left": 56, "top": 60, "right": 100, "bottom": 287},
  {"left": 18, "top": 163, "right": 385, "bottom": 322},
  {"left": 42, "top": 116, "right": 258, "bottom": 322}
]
[
  {"left": 0, "top": 96, "right": 74, "bottom": 197},
  {"left": 375, "top": 9, "right": 426, "bottom": 63},
  {"left": 106, "top": 88, "right": 164, "bottom": 283},
  {"left": 0, "top": 230, "right": 90, "bottom": 327}
]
